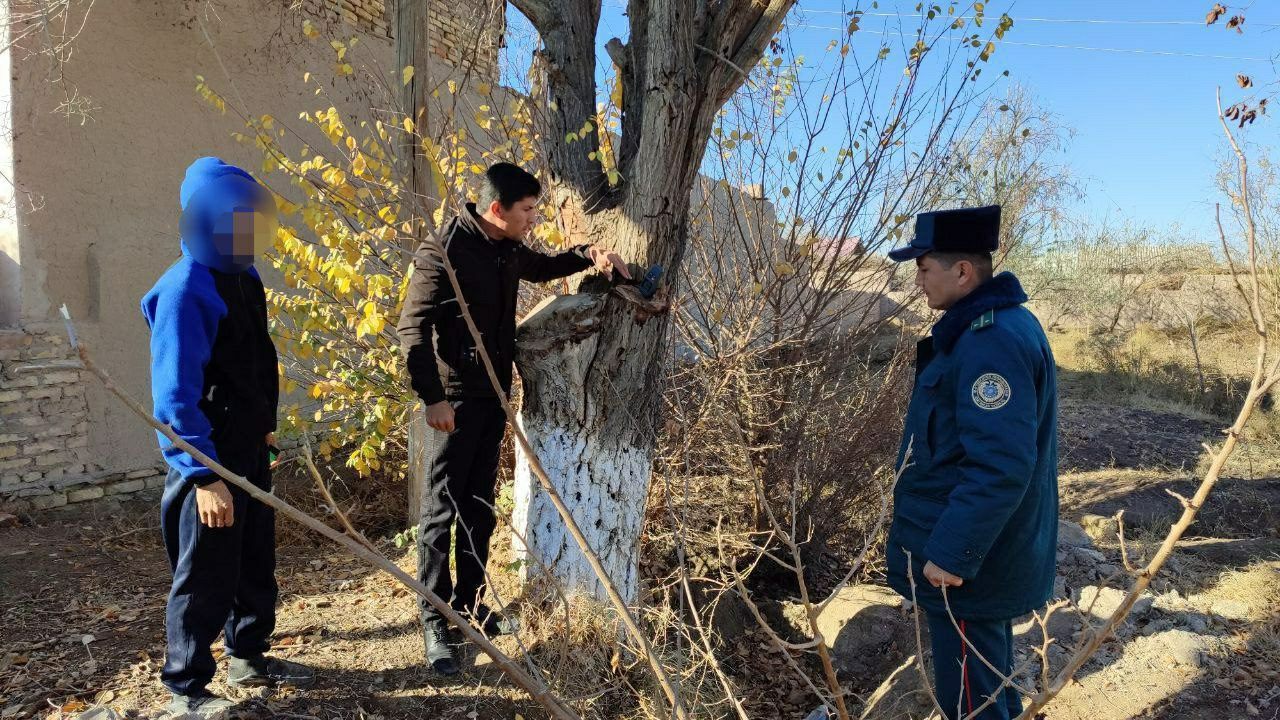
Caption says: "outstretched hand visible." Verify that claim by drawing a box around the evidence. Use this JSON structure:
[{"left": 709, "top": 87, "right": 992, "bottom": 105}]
[{"left": 587, "top": 245, "right": 632, "bottom": 280}]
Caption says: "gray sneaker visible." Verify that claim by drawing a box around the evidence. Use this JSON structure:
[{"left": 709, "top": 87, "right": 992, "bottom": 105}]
[
  {"left": 163, "top": 693, "right": 238, "bottom": 719},
  {"left": 226, "top": 655, "right": 315, "bottom": 688}
]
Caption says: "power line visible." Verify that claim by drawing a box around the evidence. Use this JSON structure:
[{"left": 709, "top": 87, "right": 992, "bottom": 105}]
[
  {"left": 790, "top": 23, "right": 1274, "bottom": 62},
  {"left": 798, "top": 9, "right": 1280, "bottom": 29},
  {"left": 593, "top": 2, "right": 1272, "bottom": 61}
]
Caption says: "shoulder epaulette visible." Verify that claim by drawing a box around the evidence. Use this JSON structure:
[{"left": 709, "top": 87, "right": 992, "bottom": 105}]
[{"left": 970, "top": 308, "right": 995, "bottom": 331}]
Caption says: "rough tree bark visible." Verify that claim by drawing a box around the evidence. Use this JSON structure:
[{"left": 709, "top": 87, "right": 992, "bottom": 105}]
[
  {"left": 509, "top": 0, "right": 795, "bottom": 602},
  {"left": 395, "top": 0, "right": 435, "bottom": 524}
]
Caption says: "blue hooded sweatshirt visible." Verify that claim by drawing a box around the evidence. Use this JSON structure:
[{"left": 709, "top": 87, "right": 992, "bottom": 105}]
[{"left": 141, "top": 157, "right": 279, "bottom": 482}]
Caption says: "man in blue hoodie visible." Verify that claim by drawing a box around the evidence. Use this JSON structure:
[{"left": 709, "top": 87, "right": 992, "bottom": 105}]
[
  {"left": 885, "top": 205, "right": 1059, "bottom": 720},
  {"left": 142, "top": 157, "right": 313, "bottom": 718}
]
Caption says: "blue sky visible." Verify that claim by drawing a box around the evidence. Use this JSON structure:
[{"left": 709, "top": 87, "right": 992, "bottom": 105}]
[{"left": 503, "top": 2, "right": 1278, "bottom": 241}]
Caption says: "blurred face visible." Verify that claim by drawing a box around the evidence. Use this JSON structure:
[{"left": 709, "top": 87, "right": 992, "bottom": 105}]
[
  {"left": 914, "top": 255, "right": 975, "bottom": 311},
  {"left": 488, "top": 196, "right": 538, "bottom": 241},
  {"left": 229, "top": 206, "right": 279, "bottom": 259},
  {"left": 192, "top": 202, "right": 277, "bottom": 269}
]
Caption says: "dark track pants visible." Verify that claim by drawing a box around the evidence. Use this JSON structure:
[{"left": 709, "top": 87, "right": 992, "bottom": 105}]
[
  {"left": 417, "top": 397, "right": 507, "bottom": 625},
  {"left": 160, "top": 450, "right": 276, "bottom": 696},
  {"left": 927, "top": 611, "right": 1022, "bottom": 720}
]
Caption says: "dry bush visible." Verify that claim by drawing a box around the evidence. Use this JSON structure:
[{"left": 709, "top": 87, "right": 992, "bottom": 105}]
[
  {"left": 271, "top": 448, "right": 410, "bottom": 549},
  {"left": 650, "top": 331, "right": 910, "bottom": 587}
]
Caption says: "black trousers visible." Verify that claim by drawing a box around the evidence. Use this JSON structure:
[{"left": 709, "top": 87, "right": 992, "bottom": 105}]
[
  {"left": 160, "top": 450, "right": 276, "bottom": 696},
  {"left": 418, "top": 397, "right": 507, "bottom": 625}
]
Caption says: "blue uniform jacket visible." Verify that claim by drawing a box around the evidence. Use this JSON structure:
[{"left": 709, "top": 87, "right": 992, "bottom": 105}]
[
  {"left": 141, "top": 158, "right": 279, "bottom": 483},
  {"left": 886, "top": 272, "right": 1059, "bottom": 621}
]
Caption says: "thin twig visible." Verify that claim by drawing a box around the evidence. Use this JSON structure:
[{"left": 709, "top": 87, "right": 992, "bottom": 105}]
[
  {"left": 299, "top": 435, "right": 377, "bottom": 553},
  {"left": 718, "top": 523, "right": 833, "bottom": 705},
  {"left": 904, "top": 550, "right": 945, "bottom": 713},
  {"left": 1114, "top": 511, "right": 1137, "bottom": 575},
  {"left": 695, "top": 43, "right": 748, "bottom": 79}
]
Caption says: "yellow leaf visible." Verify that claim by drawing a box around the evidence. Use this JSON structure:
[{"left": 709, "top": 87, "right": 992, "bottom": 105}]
[
  {"left": 610, "top": 73, "right": 623, "bottom": 108},
  {"left": 420, "top": 138, "right": 449, "bottom": 200},
  {"left": 353, "top": 153, "right": 367, "bottom": 176},
  {"left": 345, "top": 136, "right": 357, "bottom": 151},
  {"left": 403, "top": 117, "right": 414, "bottom": 133},
  {"left": 302, "top": 19, "right": 319, "bottom": 39},
  {"left": 477, "top": 82, "right": 491, "bottom": 95},
  {"left": 402, "top": 65, "right": 414, "bottom": 85}
]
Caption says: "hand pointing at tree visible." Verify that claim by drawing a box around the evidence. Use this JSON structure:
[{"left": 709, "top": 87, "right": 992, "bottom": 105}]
[{"left": 587, "top": 245, "right": 632, "bottom": 280}]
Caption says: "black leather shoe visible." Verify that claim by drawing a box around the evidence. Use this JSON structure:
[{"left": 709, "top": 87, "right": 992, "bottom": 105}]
[{"left": 424, "top": 622, "right": 459, "bottom": 676}]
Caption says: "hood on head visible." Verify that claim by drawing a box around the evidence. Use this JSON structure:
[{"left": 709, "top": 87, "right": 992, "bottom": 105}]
[{"left": 178, "top": 156, "right": 274, "bottom": 274}]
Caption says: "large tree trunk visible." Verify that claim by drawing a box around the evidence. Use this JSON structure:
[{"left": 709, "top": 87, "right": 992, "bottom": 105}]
[
  {"left": 508, "top": 0, "right": 792, "bottom": 603},
  {"left": 511, "top": 274, "right": 675, "bottom": 601}
]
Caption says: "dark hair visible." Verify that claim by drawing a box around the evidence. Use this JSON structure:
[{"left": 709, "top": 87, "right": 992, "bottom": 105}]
[
  {"left": 483, "top": 163, "right": 541, "bottom": 209},
  {"left": 931, "top": 251, "right": 994, "bottom": 281}
]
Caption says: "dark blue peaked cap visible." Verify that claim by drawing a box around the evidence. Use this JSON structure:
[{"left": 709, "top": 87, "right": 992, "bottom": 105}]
[{"left": 888, "top": 204, "right": 1001, "bottom": 262}]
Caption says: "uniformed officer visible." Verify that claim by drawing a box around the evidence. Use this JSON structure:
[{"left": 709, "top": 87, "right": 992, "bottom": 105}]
[{"left": 885, "top": 205, "right": 1059, "bottom": 720}]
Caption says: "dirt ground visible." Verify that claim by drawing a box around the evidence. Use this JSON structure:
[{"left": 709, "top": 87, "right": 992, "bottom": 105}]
[
  {"left": 2, "top": 391, "right": 1278, "bottom": 720},
  {"left": 0, "top": 494, "right": 553, "bottom": 720}
]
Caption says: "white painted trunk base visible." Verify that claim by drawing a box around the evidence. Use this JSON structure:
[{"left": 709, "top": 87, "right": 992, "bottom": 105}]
[{"left": 512, "top": 412, "right": 651, "bottom": 605}]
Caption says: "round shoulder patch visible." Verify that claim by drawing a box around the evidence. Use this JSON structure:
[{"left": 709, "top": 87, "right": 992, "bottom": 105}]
[{"left": 972, "top": 373, "right": 1011, "bottom": 410}]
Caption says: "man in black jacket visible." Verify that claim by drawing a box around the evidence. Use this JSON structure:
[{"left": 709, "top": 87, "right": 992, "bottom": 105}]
[{"left": 396, "top": 163, "right": 630, "bottom": 675}]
